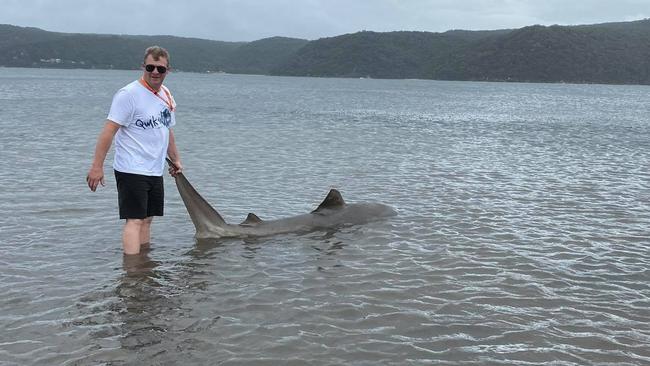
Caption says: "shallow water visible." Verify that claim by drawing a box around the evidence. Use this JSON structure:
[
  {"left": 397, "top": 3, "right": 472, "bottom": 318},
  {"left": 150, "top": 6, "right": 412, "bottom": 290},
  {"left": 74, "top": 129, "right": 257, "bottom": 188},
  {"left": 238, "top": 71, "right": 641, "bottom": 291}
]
[{"left": 1, "top": 68, "right": 649, "bottom": 365}]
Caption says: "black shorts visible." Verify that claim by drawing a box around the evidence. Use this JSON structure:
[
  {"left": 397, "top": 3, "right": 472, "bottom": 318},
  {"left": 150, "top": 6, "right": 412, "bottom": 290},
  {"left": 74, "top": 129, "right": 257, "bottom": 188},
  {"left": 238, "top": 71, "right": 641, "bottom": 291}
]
[{"left": 114, "top": 170, "right": 164, "bottom": 219}]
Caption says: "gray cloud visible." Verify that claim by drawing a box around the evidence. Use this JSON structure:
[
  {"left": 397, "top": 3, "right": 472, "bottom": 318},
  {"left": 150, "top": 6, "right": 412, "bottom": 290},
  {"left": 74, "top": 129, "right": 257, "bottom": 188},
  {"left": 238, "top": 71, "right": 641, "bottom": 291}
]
[{"left": 1, "top": 0, "right": 648, "bottom": 41}]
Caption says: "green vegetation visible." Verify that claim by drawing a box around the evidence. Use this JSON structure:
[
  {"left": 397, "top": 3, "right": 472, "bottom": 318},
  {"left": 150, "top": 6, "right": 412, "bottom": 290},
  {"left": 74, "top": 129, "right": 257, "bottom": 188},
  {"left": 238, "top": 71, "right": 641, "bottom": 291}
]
[
  {"left": 0, "top": 24, "right": 297, "bottom": 73},
  {"left": 2, "top": 19, "right": 650, "bottom": 84},
  {"left": 223, "top": 37, "right": 309, "bottom": 74}
]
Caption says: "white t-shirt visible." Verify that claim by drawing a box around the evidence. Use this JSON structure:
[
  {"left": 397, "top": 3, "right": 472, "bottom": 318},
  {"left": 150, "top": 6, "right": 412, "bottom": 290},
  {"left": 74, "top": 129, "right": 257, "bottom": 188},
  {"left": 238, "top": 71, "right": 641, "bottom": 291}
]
[{"left": 107, "top": 80, "right": 176, "bottom": 176}]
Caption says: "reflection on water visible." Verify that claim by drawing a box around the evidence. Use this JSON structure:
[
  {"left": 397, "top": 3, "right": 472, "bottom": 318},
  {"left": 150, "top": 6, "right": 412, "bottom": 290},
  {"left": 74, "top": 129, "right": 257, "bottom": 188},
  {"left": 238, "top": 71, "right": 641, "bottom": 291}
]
[
  {"left": 122, "top": 249, "right": 160, "bottom": 276},
  {"left": 117, "top": 251, "right": 170, "bottom": 351}
]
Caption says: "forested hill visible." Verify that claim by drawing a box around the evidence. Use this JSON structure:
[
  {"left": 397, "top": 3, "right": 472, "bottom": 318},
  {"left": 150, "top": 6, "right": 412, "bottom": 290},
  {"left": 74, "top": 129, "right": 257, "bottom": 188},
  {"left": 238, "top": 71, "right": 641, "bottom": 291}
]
[
  {"left": 2, "top": 19, "right": 650, "bottom": 84},
  {"left": 273, "top": 19, "right": 650, "bottom": 84},
  {"left": 0, "top": 24, "right": 307, "bottom": 73}
]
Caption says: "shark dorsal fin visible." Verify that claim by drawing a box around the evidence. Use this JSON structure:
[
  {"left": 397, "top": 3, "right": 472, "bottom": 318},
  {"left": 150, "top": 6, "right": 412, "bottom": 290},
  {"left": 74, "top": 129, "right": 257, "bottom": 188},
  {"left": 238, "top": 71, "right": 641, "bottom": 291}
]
[
  {"left": 240, "top": 213, "right": 263, "bottom": 226},
  {"left": 312, "top": 189, "right": 346, "bottom": 213}
]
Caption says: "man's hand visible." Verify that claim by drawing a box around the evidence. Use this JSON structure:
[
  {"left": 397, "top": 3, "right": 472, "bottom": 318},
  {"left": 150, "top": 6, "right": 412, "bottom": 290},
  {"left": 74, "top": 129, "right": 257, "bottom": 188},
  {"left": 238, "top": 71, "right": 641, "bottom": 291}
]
[
  {"left": 87, "top": 120, "right": 120, "bottom": 192},
  {"left": 168, "top": 160, "right": 183, "bottom": 177},
  {"left": 86, "top": 166, "right": 105, "bottom": 192}
]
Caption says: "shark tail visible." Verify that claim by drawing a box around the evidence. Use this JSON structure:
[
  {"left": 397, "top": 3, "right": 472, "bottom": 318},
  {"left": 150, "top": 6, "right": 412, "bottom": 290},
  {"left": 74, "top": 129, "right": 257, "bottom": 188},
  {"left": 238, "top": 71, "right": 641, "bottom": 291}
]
[{"left": 167, "top": 158, "right": 227, "bottom": 235}]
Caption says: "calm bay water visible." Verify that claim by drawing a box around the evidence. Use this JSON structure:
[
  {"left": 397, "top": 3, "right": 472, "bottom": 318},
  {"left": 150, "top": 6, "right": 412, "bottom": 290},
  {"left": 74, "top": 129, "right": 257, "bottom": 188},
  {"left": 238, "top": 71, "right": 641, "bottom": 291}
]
[{"left": 1, "top": 67, "right": 649, "bottom": 365}]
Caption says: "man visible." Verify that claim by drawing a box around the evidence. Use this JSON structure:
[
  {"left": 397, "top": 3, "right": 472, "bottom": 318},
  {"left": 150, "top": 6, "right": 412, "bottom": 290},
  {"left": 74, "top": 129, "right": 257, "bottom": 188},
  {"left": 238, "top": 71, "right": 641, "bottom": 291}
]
[{"left": 86, "top": 46, "right": 182, "bottom": 255}]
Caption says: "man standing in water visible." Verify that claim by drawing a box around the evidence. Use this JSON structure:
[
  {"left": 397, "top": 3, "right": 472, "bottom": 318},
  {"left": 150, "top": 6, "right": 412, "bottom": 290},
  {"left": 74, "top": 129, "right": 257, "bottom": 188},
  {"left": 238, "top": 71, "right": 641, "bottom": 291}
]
[{"left": 86, "top": 46, "right": 182, "bottom": 255}]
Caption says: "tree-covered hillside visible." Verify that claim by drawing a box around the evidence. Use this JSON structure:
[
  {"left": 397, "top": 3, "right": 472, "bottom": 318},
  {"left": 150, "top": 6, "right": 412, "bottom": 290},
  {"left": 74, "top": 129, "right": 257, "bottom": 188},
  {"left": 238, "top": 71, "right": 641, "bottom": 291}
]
[
  {"left": 2, "top": 19, "right": 650, "bottom": 84},
  {"left": 272, "top": 19, "right": 650, "bottom": 84}
]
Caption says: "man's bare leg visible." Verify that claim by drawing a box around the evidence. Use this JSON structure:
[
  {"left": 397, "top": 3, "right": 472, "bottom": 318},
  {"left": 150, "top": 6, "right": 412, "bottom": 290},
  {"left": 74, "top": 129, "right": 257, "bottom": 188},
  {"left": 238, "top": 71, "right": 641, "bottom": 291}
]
[
  {"left": 123, "top": 219, "right": 145, "bottom": 255},
  {"left": 140, "top": 217, "right": 153, "bottom": 251}
]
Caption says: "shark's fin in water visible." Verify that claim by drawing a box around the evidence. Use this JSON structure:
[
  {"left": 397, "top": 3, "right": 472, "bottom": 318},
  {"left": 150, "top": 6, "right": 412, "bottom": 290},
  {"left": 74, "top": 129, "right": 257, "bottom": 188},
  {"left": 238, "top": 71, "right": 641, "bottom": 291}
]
[
  {"left": 312, "top": 189, "right": 346, "bottom": 214},
  {"left": 240, "top": 213, "right": 263, "bottom": 226},
  {"left": 166, "top": 157, "right": 226, "bottom": 227},
  {"left": 172, "top": 169, "right": 227, "bottom": 237}
]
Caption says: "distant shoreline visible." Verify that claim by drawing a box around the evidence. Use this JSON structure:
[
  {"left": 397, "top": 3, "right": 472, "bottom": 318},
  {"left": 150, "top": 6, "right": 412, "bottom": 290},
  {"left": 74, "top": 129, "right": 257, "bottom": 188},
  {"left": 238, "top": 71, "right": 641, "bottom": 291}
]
[
  {"left": 2, "top": 20, "right": 650, "bottom": 85},
  {"left": 2, "top": 65, "right": 648, "bottom": 88}
]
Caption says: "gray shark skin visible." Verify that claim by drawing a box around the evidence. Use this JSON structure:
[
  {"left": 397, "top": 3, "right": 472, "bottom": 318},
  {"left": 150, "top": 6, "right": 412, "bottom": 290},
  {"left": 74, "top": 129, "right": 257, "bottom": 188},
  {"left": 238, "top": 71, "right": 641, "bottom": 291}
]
[{"left": 168, "top": 163, "right": 397, "bottom": 239}]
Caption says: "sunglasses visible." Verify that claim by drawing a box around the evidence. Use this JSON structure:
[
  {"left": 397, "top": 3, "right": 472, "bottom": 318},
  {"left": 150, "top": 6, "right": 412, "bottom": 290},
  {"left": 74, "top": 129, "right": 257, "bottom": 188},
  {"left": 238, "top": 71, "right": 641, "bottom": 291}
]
[{"left": 144, "top": 64, "right": 168, "bottom": 73}]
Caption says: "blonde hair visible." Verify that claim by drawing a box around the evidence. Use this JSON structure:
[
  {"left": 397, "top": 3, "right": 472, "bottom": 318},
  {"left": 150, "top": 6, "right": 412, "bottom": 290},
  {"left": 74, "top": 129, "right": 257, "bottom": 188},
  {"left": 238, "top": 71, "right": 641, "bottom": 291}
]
[{"left": 143, "top": 46, "right": 170, "bottom": 66}]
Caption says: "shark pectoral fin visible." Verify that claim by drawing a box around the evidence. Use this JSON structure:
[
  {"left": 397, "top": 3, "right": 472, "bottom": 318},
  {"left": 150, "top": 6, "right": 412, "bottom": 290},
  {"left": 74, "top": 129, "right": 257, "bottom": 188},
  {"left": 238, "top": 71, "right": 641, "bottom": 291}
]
[
  {"left": 239, "top": 213, "right": 263, "bottom": 226},
  {"left": 311, "top": 189, "right": 346, "bottom": 214}
]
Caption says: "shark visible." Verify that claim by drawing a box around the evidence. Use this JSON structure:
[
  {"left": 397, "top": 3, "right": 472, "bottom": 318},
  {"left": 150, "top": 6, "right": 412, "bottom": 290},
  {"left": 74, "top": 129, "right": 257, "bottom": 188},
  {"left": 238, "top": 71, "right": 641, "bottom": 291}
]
[{"left": 167, "top": 159, "right": 397, "bottom": 239}]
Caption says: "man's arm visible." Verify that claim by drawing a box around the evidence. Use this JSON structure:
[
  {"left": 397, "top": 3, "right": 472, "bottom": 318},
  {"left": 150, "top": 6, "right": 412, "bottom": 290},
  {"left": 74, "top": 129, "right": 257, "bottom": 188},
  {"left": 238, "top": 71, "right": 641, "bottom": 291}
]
[
  {"left": 86, "top": 120, "right": 121, "bottom": 191},
  {"left": 167, "top": 129, "right": 183, "bottom": 176}
]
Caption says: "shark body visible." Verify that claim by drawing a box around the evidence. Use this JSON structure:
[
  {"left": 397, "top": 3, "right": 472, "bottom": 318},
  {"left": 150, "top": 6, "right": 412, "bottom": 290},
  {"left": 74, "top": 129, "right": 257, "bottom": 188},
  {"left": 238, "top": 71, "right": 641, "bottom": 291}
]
[{"left": 169, "top": 162, "right": 397, "bottom": 239}]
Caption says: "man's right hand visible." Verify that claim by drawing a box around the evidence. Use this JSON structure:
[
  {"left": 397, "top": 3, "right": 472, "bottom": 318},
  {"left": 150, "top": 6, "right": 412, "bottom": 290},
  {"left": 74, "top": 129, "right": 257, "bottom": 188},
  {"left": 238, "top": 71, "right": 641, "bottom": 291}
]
[{"left": 86, "top": 166, "right": 105, "bottom": 192}]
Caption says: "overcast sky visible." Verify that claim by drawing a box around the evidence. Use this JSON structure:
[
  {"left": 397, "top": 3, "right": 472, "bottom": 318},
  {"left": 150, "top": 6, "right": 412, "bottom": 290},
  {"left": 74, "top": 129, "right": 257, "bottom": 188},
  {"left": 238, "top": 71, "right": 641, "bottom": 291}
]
[{"left": 2, "top": 0, "right": 648, "bottom": 42}]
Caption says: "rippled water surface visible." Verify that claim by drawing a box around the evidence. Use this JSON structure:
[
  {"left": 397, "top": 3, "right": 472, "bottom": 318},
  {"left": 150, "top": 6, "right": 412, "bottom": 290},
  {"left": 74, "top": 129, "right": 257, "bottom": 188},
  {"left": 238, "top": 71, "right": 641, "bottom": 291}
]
[{"left": 1, "top": 68, "right": 650, "bottom": 365}]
